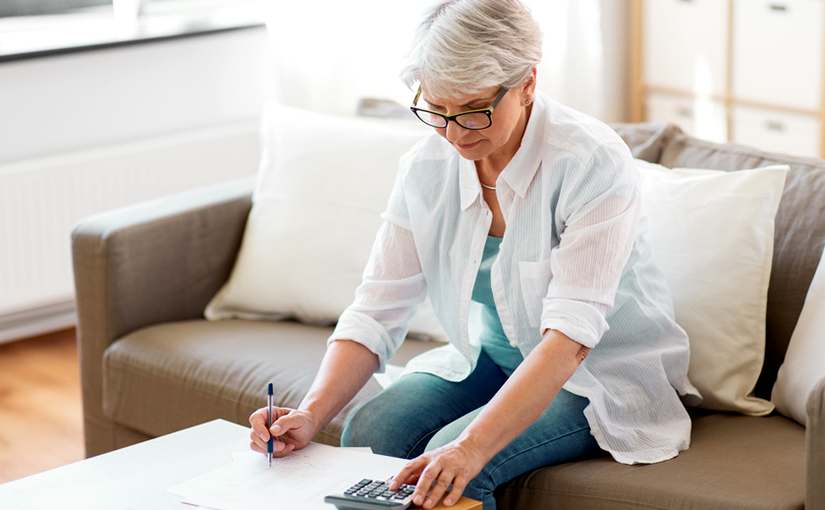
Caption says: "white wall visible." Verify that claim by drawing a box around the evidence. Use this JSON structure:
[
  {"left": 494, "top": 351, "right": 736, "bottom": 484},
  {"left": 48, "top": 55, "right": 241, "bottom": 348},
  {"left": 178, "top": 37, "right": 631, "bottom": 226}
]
[
  {"left": 0, "top": 26, "right": 274, "bottom": 341},
  {"left": 533, "top": 0, "right": 630, "bottom": 122},
  {"left": 0, "top": 26, "right": 274, "bottom": 164}
]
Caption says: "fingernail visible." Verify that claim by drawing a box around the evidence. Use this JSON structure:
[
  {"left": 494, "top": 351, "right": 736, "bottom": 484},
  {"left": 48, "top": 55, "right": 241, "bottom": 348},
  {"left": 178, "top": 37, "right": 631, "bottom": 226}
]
[{"left": 271, "top": 425, "right": 281, "bottom": 434}]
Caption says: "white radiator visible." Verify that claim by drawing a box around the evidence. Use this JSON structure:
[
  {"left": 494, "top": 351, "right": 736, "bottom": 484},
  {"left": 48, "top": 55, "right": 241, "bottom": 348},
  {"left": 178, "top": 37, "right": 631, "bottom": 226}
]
[{"left": 0, "top": 121, "right": 259, "bottom": 343}]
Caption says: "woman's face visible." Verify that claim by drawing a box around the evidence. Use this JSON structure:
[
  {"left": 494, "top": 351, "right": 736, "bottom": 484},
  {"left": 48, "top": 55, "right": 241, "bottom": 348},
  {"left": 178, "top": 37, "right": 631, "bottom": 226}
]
[{"left": 420, "top": 76, "right": 534, "bottom": 168}]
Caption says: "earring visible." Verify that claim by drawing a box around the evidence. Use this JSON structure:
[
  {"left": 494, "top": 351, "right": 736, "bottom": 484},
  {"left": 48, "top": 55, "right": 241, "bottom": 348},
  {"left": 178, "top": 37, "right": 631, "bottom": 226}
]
[{"left": 525, "top": 99, "right": 532, "bottom": 105}]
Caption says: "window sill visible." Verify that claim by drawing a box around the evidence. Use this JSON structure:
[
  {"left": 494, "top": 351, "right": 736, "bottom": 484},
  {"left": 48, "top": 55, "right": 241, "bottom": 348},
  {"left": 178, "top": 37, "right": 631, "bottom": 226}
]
[{"left": 0, "top": 0, "right": 264, "bottom": 63}]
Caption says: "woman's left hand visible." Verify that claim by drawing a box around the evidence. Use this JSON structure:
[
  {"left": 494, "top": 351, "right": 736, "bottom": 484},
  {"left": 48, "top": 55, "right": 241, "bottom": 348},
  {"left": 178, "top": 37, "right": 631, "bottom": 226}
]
[{"left": 389, "top": 438, "right": 487, "bottom": 508}]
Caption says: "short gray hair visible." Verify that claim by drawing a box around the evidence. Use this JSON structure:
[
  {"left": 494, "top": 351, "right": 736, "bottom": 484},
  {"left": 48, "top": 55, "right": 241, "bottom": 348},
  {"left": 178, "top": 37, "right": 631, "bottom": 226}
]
[{"left": 400, "top": 0, "right": 543, "bottom": 97}]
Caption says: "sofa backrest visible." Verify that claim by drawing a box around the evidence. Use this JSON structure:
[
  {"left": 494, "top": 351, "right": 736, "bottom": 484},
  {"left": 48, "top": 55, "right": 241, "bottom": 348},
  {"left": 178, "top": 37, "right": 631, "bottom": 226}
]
[{"left": 612, "top": 122, "right": 825, "bottom": 400}]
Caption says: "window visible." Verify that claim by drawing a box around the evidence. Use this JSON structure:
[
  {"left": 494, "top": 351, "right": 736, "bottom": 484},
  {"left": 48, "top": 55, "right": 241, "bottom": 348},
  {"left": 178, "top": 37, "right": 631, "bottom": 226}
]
[{"left": 0, "top": 0, "right": 109, "bottom": 18}]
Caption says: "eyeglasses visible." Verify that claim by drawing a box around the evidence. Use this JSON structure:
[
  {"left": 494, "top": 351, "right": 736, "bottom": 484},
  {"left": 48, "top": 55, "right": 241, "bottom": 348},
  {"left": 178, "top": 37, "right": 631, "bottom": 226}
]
[{"left": 410, "top": 87, "right": 509, "bottom": 130}]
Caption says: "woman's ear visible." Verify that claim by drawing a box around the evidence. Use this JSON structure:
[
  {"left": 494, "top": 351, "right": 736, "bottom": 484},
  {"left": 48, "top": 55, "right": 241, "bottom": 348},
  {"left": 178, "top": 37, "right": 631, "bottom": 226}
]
[{"left": 522, "top": 68, "right": 538, "bottom": 103}]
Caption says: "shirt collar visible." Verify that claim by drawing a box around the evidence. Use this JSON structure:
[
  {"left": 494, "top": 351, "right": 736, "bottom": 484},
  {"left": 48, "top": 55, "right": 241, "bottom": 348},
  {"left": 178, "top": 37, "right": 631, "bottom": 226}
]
[
  {"left": 459, "top": 158, "right": 481, "bottom": 210},
  {"left": 458, "top": 91, "right": 546, "bottom": 211}
]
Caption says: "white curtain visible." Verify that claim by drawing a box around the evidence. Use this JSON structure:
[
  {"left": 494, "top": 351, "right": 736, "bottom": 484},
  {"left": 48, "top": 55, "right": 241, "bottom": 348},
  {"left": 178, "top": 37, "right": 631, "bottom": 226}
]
[
  {"left": 263, "top": 0, "right": 428, "bottom": 115},
  {"left": 263, "top": 0, "right": 627, "bottom": 122}
]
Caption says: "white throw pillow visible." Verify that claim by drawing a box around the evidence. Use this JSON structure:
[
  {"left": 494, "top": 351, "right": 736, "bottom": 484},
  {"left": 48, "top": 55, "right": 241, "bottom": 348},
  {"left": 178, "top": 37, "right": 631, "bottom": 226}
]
[
  {"left": 636, "top": 160, "right": 788, "bottom": 416},
  {"left": 771, "top": 245, "right": 825, "bottom": 426},
  {"left": 205, "top": 103, "right": 447, "bottom": 341}
]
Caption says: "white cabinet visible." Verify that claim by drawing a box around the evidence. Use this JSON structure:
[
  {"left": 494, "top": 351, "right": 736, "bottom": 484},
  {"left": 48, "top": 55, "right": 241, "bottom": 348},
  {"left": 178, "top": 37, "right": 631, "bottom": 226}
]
[
  {"left": 732, "top": 0, "right": 824, "bottom": 111},
  {"left": 643, "top": 0, "right": 729, "bottom": 96},
  {"left": 635, "top": 0, "right": 825, "bottom": 158},
  {"left": 646, "top": 93, "right": 728, "bottom": 143},
  {"left": 732, "top": 105, "right": 821, "bottom": 158}
]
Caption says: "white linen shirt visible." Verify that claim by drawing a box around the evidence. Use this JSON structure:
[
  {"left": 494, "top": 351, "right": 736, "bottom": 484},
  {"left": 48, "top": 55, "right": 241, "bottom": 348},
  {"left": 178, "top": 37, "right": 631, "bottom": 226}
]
[{"left": 330, "top": 91, "right": 702, "bottom": 465}]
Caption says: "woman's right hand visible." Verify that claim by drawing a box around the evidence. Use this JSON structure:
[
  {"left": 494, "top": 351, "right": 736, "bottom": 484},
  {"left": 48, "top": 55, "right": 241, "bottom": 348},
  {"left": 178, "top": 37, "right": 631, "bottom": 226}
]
[{"left": 249, "top": 406, "right": 319, "bottom": 457}]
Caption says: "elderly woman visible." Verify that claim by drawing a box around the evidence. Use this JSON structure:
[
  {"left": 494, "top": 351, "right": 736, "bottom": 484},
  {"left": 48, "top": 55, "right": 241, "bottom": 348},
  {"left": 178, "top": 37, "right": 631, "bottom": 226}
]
[{"left": 250, "top": 0, "right": 701, "bottom": 508}]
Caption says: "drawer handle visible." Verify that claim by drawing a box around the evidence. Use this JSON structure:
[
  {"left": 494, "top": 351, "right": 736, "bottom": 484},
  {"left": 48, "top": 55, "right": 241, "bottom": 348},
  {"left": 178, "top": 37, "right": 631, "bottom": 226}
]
[
  {"left": 769, "top": 4, "right": 788, "bottom": 12},
  {"left": 766, "top": 121, "right": 785, "bottom": 132},
  {"left": 677, "top": 107, "right": 694, "bottom": 118}
]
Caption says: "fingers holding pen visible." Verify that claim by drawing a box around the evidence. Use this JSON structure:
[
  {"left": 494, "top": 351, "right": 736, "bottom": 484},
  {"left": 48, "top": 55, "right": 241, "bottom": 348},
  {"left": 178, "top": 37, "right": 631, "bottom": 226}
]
[
  {"left": 249, "top": 406, "right": 318, "bottom": 458},
  {"left": 249, "top": 407, "right": 270, "bottom": 451},
  {"left": 249, "top": 407, "right": 296, "bottom": 454}
]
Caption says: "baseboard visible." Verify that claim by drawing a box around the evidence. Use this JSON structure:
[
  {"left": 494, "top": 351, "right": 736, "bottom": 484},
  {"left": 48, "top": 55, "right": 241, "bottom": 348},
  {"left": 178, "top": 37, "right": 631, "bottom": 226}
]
[{"left": 0, "top": 299, "right": 76, "bottom": 344}]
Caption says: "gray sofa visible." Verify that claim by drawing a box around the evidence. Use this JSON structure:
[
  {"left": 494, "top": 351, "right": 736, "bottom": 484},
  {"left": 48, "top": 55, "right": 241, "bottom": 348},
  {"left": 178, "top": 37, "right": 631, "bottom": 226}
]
[{"left": 72, "top": 123, "right": 825, "bottom": 509}]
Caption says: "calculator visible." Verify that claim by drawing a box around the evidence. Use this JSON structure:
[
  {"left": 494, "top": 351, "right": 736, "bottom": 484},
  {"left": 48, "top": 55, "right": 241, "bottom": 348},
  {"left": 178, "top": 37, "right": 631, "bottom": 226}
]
[{"left": 324, "top": 478, "right": 417, "bottom": 510}]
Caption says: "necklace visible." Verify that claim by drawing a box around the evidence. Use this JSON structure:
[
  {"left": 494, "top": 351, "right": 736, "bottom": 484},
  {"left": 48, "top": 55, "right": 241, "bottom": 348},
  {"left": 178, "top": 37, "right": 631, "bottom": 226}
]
[{"left": 480, "top": 181, "right": 496, "bottom": 191}]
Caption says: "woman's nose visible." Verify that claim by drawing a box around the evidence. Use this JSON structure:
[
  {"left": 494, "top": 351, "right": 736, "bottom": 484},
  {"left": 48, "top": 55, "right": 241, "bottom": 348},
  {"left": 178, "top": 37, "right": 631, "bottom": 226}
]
[{"left": 444, "top": 120, "right": 469, "bottom": 143}]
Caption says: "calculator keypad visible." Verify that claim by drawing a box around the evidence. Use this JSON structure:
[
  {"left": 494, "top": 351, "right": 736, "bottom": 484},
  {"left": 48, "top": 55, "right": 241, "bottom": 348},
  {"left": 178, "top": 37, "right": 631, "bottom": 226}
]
[{"left": 344, "top": 478, "right": 416, "bottom": 502}]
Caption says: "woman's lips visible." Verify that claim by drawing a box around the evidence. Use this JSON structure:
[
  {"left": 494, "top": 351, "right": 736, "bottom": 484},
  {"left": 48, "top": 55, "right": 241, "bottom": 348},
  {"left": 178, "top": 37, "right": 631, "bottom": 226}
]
[{"left": 456, "top": 140, "right": 481, "bottom": 150}]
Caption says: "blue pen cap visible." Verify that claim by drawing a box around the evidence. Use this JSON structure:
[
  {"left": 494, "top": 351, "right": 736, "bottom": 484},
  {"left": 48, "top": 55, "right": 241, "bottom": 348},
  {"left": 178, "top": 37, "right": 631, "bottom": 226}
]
[{"left": 267, "top": 382, "right": 274, "bottom": 455}]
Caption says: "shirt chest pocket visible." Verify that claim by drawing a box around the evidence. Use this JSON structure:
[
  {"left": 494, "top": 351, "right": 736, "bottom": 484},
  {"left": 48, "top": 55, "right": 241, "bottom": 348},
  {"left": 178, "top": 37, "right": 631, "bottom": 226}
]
[{"left": 518, "top": 257, "right": 554, "bottom": 328}]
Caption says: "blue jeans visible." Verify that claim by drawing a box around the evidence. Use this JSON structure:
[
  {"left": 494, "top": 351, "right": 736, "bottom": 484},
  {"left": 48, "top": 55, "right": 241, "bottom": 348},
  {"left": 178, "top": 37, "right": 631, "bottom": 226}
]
[{"left": 341, "top": 349, "right": 603, "bottom": 509}]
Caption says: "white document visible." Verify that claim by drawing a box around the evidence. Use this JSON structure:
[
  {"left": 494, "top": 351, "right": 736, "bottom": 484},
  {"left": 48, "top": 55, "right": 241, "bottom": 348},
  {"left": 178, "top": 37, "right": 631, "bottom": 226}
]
[{"left": 167, "top": 442, "right": 407, "bottom": 510}]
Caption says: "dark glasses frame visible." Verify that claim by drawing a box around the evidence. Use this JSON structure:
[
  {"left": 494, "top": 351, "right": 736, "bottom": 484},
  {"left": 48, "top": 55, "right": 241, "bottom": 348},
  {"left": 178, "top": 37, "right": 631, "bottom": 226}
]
[{"left": 410, "top": 86, "right": 509, "bottom": 130}]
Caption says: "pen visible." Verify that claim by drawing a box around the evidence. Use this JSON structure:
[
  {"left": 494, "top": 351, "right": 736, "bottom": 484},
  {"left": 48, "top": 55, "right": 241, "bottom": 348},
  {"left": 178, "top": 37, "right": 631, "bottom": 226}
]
[{"left": 267, "top": 382, "right": 274, "bottom": 468}]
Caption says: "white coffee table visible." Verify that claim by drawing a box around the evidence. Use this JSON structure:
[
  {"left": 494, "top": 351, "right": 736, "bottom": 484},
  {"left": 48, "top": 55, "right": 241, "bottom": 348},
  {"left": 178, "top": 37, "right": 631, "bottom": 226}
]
[
  {"left": 0, "top": 419, "right": 248, "bottom": 510},
  {"left": 0, "top": 419, "right": 481, "bottom": 510}
]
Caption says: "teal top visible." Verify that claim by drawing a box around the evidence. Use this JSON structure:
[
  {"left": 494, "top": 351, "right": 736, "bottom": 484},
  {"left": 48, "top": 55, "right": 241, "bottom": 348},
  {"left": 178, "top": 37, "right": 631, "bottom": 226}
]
[{"left": 471, "top": 235, "right": 524, "bottom": 376}]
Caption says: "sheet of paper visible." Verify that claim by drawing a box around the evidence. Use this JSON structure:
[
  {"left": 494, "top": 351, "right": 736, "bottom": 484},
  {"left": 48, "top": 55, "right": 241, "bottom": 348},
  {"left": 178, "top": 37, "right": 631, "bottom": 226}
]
[
  {"left": 167, "top": 442, "right": 407, "bottom": 510},
  {"left": 340, "top": 447, "right": 373, "bottom": 454}
]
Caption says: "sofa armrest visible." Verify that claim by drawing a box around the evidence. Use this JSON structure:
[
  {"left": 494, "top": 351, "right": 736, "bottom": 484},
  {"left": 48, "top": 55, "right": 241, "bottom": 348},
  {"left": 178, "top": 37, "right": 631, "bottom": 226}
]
[
  {"left": 71, "top": 176, "right": 253, "bottom": 456},
  {"left": 808, "top": 375, "right": 825, "bottom": 510}
]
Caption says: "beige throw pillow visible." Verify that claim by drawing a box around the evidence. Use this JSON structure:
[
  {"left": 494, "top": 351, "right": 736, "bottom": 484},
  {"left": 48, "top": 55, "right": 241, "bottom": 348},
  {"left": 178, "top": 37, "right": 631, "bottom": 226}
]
[
  {"left": 205, "top": 103, "right": 446, "bottom": 341},
  {"left": 637, "top": 160, "right": 788, "bottom": 415}
]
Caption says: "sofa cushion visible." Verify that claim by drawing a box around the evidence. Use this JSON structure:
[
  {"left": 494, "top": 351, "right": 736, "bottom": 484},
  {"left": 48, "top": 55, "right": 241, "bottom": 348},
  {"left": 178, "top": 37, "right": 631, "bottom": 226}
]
[
  {"left": 659, "top": 135, "right": 825, "bottom": 400},
  {"left": 102, "top": 320, "right": 441, "bottom": 446},
  {"left": 495, "top": 413, "right": 805, "bottom": 510}
]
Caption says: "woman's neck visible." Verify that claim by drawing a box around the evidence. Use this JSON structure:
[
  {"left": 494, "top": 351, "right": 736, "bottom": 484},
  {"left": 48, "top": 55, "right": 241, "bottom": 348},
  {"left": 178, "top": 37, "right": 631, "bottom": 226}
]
[{"left": 476, "top": 102, "right": 533, "bottom": 183}]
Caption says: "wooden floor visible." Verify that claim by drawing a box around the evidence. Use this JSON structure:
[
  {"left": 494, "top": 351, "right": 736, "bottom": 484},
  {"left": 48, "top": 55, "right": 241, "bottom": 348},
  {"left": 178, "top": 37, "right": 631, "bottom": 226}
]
[{"left": 0, "top": 328, "right": 84, "bottom": 483}]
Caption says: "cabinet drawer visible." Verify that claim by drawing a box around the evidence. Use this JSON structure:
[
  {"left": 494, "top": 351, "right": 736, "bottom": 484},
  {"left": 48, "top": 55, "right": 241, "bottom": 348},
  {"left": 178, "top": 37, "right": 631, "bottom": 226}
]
[
  {"left": 646, "top": 93, "right": 728, "bottom": 143},
  {"left": 732, "top": 105, "right": 821, "bottom": 158},
  {"left": 643, "top": 0, "right": 729, "bottom": 95},
  {"left": 732, "top": 0, "right": 824, "bottom": 111}
]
